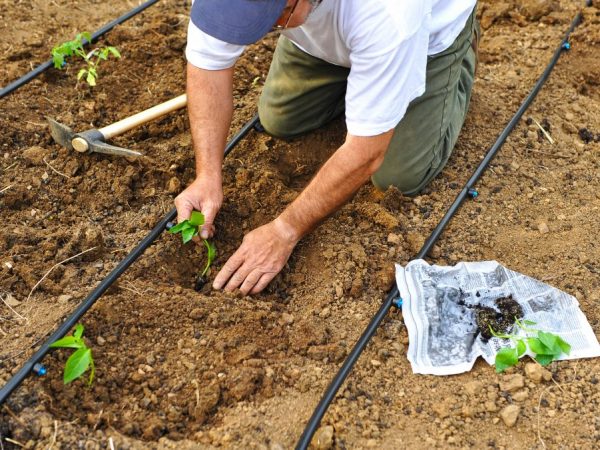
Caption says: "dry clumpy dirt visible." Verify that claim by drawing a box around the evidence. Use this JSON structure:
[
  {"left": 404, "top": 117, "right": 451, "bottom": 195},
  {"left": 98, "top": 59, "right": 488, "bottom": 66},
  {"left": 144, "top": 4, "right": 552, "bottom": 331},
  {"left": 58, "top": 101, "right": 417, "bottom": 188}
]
[{"left": 1, "top": 0, "right": 599, "bottom": 448}]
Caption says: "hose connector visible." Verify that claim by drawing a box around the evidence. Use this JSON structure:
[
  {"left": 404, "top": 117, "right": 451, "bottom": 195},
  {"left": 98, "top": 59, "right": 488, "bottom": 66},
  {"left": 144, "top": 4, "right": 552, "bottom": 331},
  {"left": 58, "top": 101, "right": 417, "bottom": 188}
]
[
  {"left": 467, "top": 188, "right": 479, "bottom": 199},
  {"left": 33, "top": 363, "right": 47, "bottom": 376}
]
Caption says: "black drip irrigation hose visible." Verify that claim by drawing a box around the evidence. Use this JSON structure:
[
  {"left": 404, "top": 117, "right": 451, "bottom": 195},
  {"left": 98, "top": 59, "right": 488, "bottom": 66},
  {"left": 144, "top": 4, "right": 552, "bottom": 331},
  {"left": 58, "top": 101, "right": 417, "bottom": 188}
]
[
  {"left": 295, "top": 3, "right": 592, "bottom": 448},
  {"left": 0, "top": 114, "right": 260, "bottom": 406},
  {"left": 0, "top": 0, "right": 160, "bottom": 100}
]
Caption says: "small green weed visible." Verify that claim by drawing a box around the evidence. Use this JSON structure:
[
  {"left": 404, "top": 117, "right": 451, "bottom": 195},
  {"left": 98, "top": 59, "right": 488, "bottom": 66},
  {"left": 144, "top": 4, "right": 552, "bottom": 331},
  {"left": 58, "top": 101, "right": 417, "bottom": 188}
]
[
  {"left": 169, "top": 211, "right": 217, "bottom": 279},
  {"left": 491, "top": 319, "right": 571, "bottom": 372},
  {"left": 49, "top": 324, "right": 95, "bottom": 385},
  {"left": 51, "top": 32, "right": 120, "bottom": 87}
]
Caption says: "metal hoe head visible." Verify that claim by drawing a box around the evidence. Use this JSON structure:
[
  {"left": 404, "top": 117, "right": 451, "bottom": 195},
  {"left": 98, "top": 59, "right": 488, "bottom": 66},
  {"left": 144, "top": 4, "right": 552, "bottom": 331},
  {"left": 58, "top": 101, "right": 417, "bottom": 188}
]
[{"left": 46, "top": 117, "right": 142, "bottom": 157}]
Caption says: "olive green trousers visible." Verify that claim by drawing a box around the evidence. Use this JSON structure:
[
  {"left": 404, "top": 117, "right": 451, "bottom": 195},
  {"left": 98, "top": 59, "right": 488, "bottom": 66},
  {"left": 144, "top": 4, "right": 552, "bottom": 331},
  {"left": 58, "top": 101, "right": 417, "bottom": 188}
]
[{"left": 258, "top": 9, "right": 479, "bottom": 195}]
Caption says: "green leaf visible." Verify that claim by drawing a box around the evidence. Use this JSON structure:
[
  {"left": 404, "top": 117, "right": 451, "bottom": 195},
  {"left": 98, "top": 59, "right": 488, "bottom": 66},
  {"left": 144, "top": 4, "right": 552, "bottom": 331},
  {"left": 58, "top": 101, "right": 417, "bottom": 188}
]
[
  {"left": 168, "top": 221, "right": 189, "bottom": 234},
  {"left": 516, "top": 340, "right": 527, "bottom": 357},
  {"left": 201, "top": 239, "right": 217, "bottom": 277},
  {"left": 538, "top": 331, "right": 559, "bottom": 352},
  {"left": 77, "top": 68, "right": 87, "bottom": 80},
  {"left": 52, "top": 52, "right": 65, "bottom": 69},
  {"left": 86, "top": 71, "right": 97, "bottom": 86},
  {"left": 534, "top": 354, "right": 555, "bottom": 366},
  {"left": 495, "top": 347, "right": 518, "bottom": 373},
  {"left": 555, "top": 336, "right": 571, "bottom": 355},
  {"left": 81, "top": 31, "right": 92, "bottom": 43},
  {"left": 63, "top": 347, "right": 92, "bottom": 384},
  {"left": 107, "top": 46, "right": 121, "bottom": 58},
  {"left": 189, "top": 211, "right": 205, "bottom": 227},
  {"left": 527, "top": 338, "right": 555, "bottom": 356},
  {"left": 98, "top": 49, "right": 108, "bottom": 60},
  {"left": 73, "top": 324, "right": 84, "bottom": 339},
  {"left": 182, "top": 226, "right": 197, "bottom": 244},
  {"left": 49, "top": 335, "right": 84, "bottom": 349},
  {"left": 205, "top": 240, "right": 216, "bottom": 263},
  {"left": 523, "top": 320, "right": 537, "bottom": 326}
]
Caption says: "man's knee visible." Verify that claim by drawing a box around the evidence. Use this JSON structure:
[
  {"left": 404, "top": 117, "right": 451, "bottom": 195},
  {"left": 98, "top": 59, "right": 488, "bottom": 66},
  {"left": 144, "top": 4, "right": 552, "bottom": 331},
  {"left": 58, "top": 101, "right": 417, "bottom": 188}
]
[
  {"left": 371, "top": 168, "right": 425, "bottom": 196},
  {"left": 257, "top": 97, "right": 298, "bottom": 139}
]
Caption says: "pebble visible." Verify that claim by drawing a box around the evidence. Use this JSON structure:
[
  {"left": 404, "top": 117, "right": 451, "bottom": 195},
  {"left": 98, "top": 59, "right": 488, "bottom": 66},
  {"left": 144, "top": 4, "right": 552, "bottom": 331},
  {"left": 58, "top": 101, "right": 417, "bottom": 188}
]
[
  {"left": 499, "top": 404, "right": 520, "bottom": 427},
  {"left": 512, "top": 389, "right": 529, "bottom": 402},
  {"left": 58, "top": 294, "right": 73, "bottom": 303},
  {"left": 485, "top": 401, "right": 498, "bottom": 412},
  {"left": 189, "top": 308, "right": 205, "bottom": 320},
  {"left": 22, "top": 146, "right": 49, "bottom": 165},
  {"left": 313, "top": 425, "right": 334, "bottom": 450},
  {"left": 166, "top": 177, "right": 181, "bottom": 194},
  {"left": 525, "top": 362, "right": 544, "bottom": 383},
  {"left": 280, "top": 313, "right": 294, "bottom": 325},
  {"left": 464, "top": 380, "right": 483, "bottom": 396},
  {"left": 537, "top": 222, "right": 549, "bottom": 234},
  {"left": 387, "top": 233, "right": 401, "bottom": 245},
  {"left": 319, "top": 307, "right": 331, "bottom": 319},
  {"left": 500, "top": 374, "right": 525, "bottom": 392},
  {"left": 96, "top": 336, "right": 106, "bottom": 346},
  {"left": 370, "top": 359, "right": 382, "bottom": 367}
]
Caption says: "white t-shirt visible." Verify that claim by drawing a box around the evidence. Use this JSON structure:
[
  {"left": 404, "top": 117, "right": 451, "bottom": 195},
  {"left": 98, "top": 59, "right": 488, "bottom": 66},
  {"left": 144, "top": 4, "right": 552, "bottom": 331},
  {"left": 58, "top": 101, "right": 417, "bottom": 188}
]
[{"left": 186, "top": 0, "right": 476, "bottom": 136}]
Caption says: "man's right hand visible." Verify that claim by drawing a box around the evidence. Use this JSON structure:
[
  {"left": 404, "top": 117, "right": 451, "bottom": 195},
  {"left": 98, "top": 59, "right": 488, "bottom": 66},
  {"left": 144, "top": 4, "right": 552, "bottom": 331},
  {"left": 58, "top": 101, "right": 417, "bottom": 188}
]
[{"left": 174, "top": 177, "right": 223, "bottom": 239}]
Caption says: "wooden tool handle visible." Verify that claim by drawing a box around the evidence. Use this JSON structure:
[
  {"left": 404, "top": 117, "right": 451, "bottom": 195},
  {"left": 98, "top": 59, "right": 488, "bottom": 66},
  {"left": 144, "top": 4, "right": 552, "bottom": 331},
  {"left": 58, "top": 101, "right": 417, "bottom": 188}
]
[{"left": 99, "top": 94, "right": 187, "bottom": 139}]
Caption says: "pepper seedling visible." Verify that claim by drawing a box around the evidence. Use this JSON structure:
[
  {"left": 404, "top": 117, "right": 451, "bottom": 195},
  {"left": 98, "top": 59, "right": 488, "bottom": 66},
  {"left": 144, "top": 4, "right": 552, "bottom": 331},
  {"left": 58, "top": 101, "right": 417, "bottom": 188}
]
[
  {"left": 51, "top": 32, "right": 120, "bottom": 87},
  {"left": 49, "top": 324, "right": 95, "bottom": 385},
  {"left": 491, "top": 319, "right": 571, "bottom": 373},
  {"left": 168, "top": 211, "right": 217, "bottom": 288}
]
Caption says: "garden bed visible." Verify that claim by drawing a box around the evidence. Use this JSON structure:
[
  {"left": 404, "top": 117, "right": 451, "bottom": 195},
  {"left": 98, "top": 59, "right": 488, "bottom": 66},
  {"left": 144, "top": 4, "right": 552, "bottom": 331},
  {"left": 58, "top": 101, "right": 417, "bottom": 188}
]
[{"left": 1, "top": 0, "right": 599, "bottom": 448}]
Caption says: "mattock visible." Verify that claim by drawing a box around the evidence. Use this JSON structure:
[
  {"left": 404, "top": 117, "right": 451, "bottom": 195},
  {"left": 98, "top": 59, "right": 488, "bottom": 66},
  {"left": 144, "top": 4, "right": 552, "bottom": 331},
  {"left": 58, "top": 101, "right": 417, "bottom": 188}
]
[{"left": 47, "top": 94, "right": 187, "bottom": 157}]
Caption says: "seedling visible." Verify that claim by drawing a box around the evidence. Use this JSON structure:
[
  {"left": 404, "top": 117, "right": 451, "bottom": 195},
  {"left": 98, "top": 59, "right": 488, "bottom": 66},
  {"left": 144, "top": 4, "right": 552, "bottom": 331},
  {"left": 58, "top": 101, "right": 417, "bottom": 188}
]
[
  {"left": 51, "top": 32, "right": 121, "bottom": 87},
  {"left": 491, "top": 319, "right": 571, "bottom": 373},
  {"left": 168, "top": 211, "right": 217, "bottom": 288},
  {"left": 49, "top": 324, "right": 95, "bottom": 385}
]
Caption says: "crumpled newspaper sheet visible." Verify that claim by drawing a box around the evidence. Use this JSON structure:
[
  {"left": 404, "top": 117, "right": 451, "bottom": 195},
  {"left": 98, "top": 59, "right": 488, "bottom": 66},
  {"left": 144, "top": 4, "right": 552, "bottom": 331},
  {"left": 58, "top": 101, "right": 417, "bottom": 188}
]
[{"left": 395, "top": 260, "right": 600, "bottom": 375}]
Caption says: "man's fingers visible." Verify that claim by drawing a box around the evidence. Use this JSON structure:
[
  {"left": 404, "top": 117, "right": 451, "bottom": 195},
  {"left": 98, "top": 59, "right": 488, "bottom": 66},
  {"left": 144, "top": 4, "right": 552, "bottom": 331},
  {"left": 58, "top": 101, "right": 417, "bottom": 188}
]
[
  {"left": 224, "top": 264, "right": 252, "bottom": 292},
  {"left": 201, "top": 203, "right": 220, "bottom": 239},
  {"left": 174, "top": 198, "right": 193, "bottom": 223},
  {"left": 239, "top": 270, "right": 262, "bottom": 296},
  {"left": 200, "top": 223, "right": 215, "bottom": 239},
  {"left": 213, "top": 253, "right": 244, "bottom": 290},
  {"left": 250, "top": 273, "right": 275, "bottom": 295}
]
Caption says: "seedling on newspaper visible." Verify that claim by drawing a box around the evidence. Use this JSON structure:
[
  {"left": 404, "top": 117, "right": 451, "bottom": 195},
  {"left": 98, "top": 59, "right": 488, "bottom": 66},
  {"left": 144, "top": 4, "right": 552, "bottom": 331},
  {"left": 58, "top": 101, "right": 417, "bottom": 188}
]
[
  {"left": 168, "top": 211, "right": 217, "bottom": 288},
  {"left": 51, "top": 32, "right": 121, "bottom": 87},
  {"left": 491, "top": 319, "right": 571, "bottom": 373},
  {"left": 49, "top": 324, "right": 95, "bottom": 385}
]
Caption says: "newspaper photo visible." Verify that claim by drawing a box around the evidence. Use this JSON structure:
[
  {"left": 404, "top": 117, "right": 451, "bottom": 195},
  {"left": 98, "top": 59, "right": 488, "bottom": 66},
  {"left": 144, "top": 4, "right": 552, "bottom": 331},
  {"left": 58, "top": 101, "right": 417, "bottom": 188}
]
[{"left": 395, "top": 260, "right": 600, "bottom": 375}]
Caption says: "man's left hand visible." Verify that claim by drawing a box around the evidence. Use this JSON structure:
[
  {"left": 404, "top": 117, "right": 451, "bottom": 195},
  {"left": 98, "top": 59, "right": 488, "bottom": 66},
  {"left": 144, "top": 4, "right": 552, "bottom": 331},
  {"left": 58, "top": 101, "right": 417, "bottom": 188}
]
[{"left": 213, "top": 218, "right": 299, "bottom": 295}]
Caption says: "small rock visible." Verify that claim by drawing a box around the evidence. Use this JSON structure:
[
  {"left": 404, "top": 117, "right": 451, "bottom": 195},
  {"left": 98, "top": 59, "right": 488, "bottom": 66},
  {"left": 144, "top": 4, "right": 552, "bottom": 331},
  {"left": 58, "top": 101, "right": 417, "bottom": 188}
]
[
  {"left": 387, "top": 233, "right": 401, "bottom": 245},
  {"left": 499, "top": 404, "right": 520, "bottom": 427},
  {"left": 96, "top": 336, "right": 106, "bottom": 346},
  {"left": 165, "top": 177, "right": 181, "bottom": 194},
  {"left": 281, "top": 313, "right": 294, "bottom": 325},
  {"left": 464, "top": 380, "right": 483, "bottom": 396},
  {"left": 313, "top": 425, "right": 334, "bottom": 450},
  {"left": 485, "top": 401, "right": 498, "bottom": 412},
  {"left": 500, "top": 374, "right": 525, "bottom": 392},
  {"left": 537, "top": 222, "right": 549, "bottom": 234},
  {"left": 22, "top": 146, "right": 49, "bottom": 165},
  {"left": 370, "top": 359, "right": 382, "bottom": 367},
  {"left": 319, "top": 307, "right": 331, "bottom": 319},
  {"left": 3, "top": 294, "right": 21, "bottom": 307},
  {"left": 189, "top": 308, "right": 205, "bottom": 320},
  {"left": 525, "top": 362, "right": 552, "bottom": 383},
  {"left": 512, "top": 389, "right": 529, "bottom": 402}
]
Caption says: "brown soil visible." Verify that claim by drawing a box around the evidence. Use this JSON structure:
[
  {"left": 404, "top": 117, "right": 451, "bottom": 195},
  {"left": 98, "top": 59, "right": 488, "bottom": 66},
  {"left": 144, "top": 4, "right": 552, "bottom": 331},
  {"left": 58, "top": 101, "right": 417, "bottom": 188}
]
[
  {"left": 475, "top": 296, "right": 524, "bottom": 341},
  {"left": 1, "top": 1, "right": 600, "bottom": 449}
]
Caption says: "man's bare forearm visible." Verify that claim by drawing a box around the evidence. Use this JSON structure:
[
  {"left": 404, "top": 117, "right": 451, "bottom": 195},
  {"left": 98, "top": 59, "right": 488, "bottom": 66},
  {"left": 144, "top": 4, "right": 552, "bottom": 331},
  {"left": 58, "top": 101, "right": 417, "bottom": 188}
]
[
  {"left": 277, "top": 131, "right": 393, "bottom": 241},
  {"left": 186, "top": 63, "right": 234, "bottom": 180}
]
